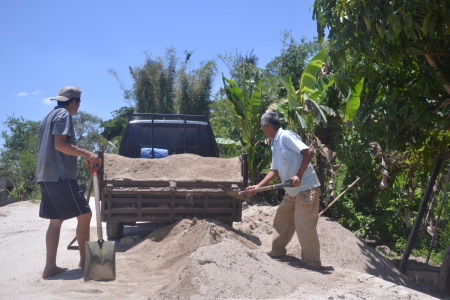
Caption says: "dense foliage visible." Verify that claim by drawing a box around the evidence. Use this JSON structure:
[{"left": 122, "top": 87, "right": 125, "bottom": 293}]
[
  {"left": 0, "top": 116, "right": 40, "bottom": 200},
  {"left": 311, "top": 0, "right": 450, "bottom": 261},
  {"left": 100, "top": 106, "right": 134, "bottom": 148},
  {"left": 312, "top": 0, "right": 449, "bottom": 155}
]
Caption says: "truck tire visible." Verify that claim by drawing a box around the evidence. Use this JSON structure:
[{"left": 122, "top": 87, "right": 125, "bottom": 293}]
[{"left": 106, "top": 221, "right": 124, "bottom": 240}]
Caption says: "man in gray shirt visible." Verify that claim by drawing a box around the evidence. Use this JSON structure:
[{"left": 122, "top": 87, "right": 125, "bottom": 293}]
[{"left": 36, "top": 86, "right": 100, "bottom": 278}]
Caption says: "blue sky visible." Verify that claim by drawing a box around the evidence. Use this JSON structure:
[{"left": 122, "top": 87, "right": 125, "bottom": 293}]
[{"left": 0, "top": 0, "right": 318, "bottom": 147}]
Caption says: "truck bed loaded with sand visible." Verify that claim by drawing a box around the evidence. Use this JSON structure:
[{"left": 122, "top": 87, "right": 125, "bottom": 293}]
[{"left": 98, "top": 113, "right": 248, "bottom": 239}]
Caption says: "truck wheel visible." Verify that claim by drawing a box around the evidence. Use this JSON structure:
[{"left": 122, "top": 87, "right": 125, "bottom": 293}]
[{"left": 106, "top": 221, "right": 124, "bottom": 240}]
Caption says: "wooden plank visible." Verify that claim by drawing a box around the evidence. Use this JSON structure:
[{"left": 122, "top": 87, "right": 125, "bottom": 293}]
[
  {"left": 103, "top": 207, "right": 240, "bottom": 214},
  {"left": 103, "top": 196, "right": 241, "bottom": 204},
  {"left": 103, "top": 189, "right": 242, "bottom": 196},
  {"left": 103, "top": 179, "right": 244, "bottom": 188},
  {"left": 106, "top": 216, "right": 238, "bottom": 223}
]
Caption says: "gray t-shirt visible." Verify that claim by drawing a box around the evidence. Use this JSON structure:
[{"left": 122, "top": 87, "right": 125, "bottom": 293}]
[{"left": 36, "top": 107, "right": 77, "bottom": 182}]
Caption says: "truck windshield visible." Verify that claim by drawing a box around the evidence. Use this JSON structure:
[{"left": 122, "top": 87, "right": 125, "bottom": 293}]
[{"left": 140, "top": 126, "right": 199, "bottom": 148}]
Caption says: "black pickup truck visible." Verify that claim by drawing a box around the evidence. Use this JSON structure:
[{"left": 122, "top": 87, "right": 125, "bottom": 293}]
[{"left": 98, "top": 113, "right": 247, "bottom": 239}]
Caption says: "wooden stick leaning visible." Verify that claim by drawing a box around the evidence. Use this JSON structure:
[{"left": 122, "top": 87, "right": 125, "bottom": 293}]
[{"left": 319, "top": 177, "right": 360, "bottom": 217}]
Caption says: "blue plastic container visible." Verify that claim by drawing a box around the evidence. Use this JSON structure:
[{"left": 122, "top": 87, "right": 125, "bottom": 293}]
[{"left": 140, "top": 148, "right": 169, "bottom": 159}]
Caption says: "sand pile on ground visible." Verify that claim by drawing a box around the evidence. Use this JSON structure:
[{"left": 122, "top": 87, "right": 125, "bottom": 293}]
[
  {"left": 235, "top": 205, "right": 412, "bottom": 287},
  {"left": 158, "top": 238, "right": 305, "bottom": 299},
  {"left": 121, "top": 218, "right": 260, "bottom": 299},
  {"left": 147, "top": 205, "right": 415, "bottom": 299},
  {"left": 103, "top": 153, "right": 243, "bottom": 182}
]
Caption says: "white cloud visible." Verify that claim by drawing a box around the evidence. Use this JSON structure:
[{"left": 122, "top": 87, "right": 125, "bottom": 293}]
[
  {"left": 15, "top": 90, "right": 41, "bottom": 97},
  {"left": 42, "top": 97, "right": 53, "bottom": 105}
]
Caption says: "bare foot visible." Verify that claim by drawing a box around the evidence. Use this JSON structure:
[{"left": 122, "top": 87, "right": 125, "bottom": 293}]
[
  {"left": 42, "top": 266, "right": 68, "bottom": 279},
  {"left": 78, "top": 263, "right": 84, "bottom": 270}
]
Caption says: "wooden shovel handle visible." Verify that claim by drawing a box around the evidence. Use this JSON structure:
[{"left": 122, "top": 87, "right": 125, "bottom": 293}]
[
  {"left": 239, "top": 179, "right": 294, "bottom": 195},
  {"left": 87, "top": 159, "right": 103, "bottom": 241}
]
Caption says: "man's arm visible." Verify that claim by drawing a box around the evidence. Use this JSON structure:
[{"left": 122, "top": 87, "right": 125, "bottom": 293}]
[
  {"left": 291, "top": 147, "right": 314, "bottom": 187},
  {"left": 245, "top": 170, "right": 279, "bottom": 195},
  {"left": 54, "top": 135, "right": 100, "bottom": 164}
]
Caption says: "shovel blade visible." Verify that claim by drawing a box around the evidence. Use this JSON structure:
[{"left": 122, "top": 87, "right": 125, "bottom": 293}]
[
  {"left": 84, "top": 240, "right": 116, "bottom": 281},
  {"left": 218, "top": 185, "right": 248, "bottom": 201}
]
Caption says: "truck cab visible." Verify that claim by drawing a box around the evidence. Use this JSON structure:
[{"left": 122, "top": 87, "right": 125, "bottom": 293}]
[{"left": 119, "top": 113, "right": 219, "bottom": 158}]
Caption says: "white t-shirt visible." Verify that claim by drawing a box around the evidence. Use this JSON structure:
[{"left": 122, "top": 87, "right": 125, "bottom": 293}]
[{"left": 270, "top": 128, "right": 320, "bottom": 196}]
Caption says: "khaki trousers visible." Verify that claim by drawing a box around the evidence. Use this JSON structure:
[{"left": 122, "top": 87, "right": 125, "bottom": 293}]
[{"left": 271, "top": 187, "right": 321, "bottom": 265}]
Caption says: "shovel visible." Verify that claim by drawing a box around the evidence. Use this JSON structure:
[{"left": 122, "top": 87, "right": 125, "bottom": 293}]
[
  {"left": 84, "top": 159, "right": 116, "bottom": 281},
  {"left": 219, "top": 179, "right": 293, "bottom": 200}
]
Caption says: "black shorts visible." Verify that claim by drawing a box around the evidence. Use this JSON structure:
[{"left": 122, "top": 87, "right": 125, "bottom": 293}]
[{"left": 39, "top": 179, "right": 91, "bottom": 220}]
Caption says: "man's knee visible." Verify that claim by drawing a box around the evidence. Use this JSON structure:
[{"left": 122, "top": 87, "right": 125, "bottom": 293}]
[
  {"left": 77, "top": 212, "right": 92, "bottom": 224},
  {"left": 49, "top": 218, "right": 63, "bottom": 228}
]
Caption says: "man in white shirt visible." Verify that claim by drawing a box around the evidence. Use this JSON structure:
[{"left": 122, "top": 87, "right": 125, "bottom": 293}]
[{"left": 246, "top": 111, "right": 322, "bottom": 268}]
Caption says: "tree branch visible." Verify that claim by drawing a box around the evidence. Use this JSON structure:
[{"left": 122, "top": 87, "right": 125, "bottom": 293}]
[{"left": 424, "top": 54, "right": 450, "bottom": 98}]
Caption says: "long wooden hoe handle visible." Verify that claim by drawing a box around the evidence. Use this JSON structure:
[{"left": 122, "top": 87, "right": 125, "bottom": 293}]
[
  {"left": 239, "top": 180, "right": 294, "bottom": 195},
  {"left": 319, "top": 177, "right": 360, "bottom": 217}
]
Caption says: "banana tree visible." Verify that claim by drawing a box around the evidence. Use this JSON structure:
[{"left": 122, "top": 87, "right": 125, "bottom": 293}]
[
  {"left": 340, "top": 77, "right": 365, "bottom": 121},
  {"left": 277, "top": 48, "right": 334, "bottom": 142},
  {"left": 221, "top": 72, "right": 266, "bottom": 184},
  {"left": 277, "top": 48, "right": 365, "bottom": 142}
]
